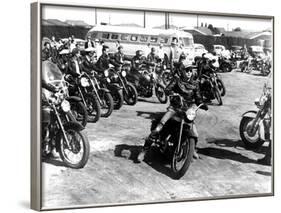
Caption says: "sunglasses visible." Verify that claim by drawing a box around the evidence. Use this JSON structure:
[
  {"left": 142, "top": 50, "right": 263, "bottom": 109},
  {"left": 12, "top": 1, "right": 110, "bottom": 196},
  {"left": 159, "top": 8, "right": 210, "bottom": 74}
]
[{"left": 186, "top": 70, "right": 193, "bottom": 73}]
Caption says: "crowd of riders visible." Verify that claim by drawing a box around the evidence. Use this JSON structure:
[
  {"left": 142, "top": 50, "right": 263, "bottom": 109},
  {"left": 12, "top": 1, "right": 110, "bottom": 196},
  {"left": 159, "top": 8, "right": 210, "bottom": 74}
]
[{"left": 42, "top": 34, "right": 272, "bottom": 169}]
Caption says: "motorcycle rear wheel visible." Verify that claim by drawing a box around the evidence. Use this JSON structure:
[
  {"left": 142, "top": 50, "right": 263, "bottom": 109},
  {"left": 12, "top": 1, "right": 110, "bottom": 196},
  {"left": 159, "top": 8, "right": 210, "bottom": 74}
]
[
  {"left": 155, "top": 84, "right": 167, "bottom": 104},
  {"left": 58, "top": 127, "right": 90, "bottom": 169},
  {"left": 239, "top": 116, "right": 265, "bottom": 149},
  {"left": 171, "top": 137, "right": 195, "bottom": 179}
]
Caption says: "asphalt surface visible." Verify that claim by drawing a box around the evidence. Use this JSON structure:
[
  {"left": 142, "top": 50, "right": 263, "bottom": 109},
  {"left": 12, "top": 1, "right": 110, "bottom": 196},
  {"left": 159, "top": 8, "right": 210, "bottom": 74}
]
[{"left": 41, "top": 70, "right": 272, "bottom": 209}]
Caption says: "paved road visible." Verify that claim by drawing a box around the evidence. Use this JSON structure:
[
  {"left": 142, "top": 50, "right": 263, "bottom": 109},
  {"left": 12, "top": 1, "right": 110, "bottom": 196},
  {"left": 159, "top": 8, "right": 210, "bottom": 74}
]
[{"left": 42, "top": 70, "right": 272, "bottom": 209}]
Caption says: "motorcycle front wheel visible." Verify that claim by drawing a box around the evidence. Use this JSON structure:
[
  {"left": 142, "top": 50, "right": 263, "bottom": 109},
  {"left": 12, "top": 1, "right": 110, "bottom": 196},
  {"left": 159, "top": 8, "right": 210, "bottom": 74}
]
[
  {"left": 155, "top": 84, "right": 167, "bottom": 104},
  {"left": 216, "top": 79, "right": 226, "bottom": 97},
  {"left": 70, "top": 101, "right": 88, "bottom": 127},
  {"left": 214, "top": 87, "right": 223, "bottom": 105},
  {"left": 171, "top": 137, "right": 195, "bottom": 179},
  {"left": 99, "top": 91, "right": 114, "bottom": 118},
  {"left": 85, "top": 93, "right": 101, "bottom": 123},
  {"left": 124, "top": 82, "right": 138, "bottom": 105},
  {"left": 58, "top": 127, "right": 90, "bottom": 169},
  {"left": 239, "top": 116, "right": 265, "bottom": 149}
]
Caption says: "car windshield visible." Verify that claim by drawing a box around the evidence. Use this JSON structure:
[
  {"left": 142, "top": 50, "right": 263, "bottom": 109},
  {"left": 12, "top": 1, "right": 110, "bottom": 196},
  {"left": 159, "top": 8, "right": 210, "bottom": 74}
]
[
  {"left": 182, "top": 37, "right": 194, "bottom": 47},
  {"left": 42, "top": 61, "right": 63, "bottom": 83}
]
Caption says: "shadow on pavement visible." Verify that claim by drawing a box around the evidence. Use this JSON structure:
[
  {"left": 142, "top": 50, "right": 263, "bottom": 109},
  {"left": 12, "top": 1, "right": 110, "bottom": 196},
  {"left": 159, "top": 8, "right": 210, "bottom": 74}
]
[
  {"left": 197, "top": 147, "right": 258, "bottom": 164},
  {"left": 42, "top": 157, "right": 67, "bottom": 168},
  {"left": 114, "top": 144, "right": 177, "bottom": 179},
  {"left": 138, "top": 98, "right": 162, "bottom": 104},
  {"left": 206, "top": 138, "right": 268, "bottom": 154},
  {"left": 256, "top": 170, "right": 271, "bottom": 176},
  {"left": 135, "top": 111, "right": 164, "bottom": 121}
]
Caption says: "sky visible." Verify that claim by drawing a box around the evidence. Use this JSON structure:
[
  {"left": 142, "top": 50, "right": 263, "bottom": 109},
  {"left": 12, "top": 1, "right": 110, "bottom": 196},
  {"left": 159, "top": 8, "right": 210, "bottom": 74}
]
[{"left": 42, "top": 5, "right": 272, "bottom": 31}]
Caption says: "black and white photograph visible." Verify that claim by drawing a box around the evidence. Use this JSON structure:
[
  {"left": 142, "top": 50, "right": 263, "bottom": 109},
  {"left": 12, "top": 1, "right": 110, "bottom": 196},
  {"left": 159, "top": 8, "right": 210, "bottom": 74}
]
[{"left": 32, "top": 2, "right": 273, "bottom": 211}]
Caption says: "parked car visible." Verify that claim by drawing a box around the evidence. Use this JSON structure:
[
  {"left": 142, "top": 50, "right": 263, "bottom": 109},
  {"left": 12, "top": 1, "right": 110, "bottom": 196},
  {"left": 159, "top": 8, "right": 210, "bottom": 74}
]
[
  {"left": 194, "top": 43, "right": 208, "bottom": 57},
  {"left": 212, "top": 44, "right": 231, "bottom": 59}
]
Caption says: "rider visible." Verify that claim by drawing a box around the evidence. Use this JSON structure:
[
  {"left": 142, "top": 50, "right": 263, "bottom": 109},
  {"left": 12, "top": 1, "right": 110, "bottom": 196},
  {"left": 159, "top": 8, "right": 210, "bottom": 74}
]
[
  {"left": 113, "top": 45, "right": 130, "bottom": 67},
  {"left": 81, "top": 47, "right": 102, "bottom": 75},
  {"left": 96, "top": 45, "right": 119, "bottom": 73},
  {"left": 138, "top": 64, "right": 208, "bottom": 162}
]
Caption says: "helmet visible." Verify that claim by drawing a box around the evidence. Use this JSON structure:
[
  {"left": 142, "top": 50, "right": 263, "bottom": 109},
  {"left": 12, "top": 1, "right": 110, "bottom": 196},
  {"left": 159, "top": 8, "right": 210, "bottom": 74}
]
[{"left": 136, "top": 50, "right": 143, "bottom": 57}]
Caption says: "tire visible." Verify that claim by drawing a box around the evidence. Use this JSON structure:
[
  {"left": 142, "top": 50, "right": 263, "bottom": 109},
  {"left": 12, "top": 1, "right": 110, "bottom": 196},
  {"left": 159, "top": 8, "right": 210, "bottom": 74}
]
[
  {"left": 99, "top": 91, "right": 114, "bottom": 118},
  {"left": 162, "top": 71, "right": 171, "bottom": 86},
  {"left": 214, "top": 87, "right": 223, "bottom": 105},
  {"left": 216, "top": 79, "right": 226, "bottom": 97},
  {"left": 112, "top": 88, "right": 124, "bottom": 110},
  {"left": 221, "top": 63, "right": 232, "bottom": 72},
  {"left": 70, "top": 101, "right": 88, "bottom": 127},
  {"left": 155, "top": 84, "right": 167, "bottom": 104},
  {"left": 124, "top": 83, "right": 138, "bottom": 105},
  {"left": 85, "top": 93, "right": 101, "bottom": 123},
  {"left": 58, "top": 128, "right": 90, "bottom": 169},
  {"left": 171, "top": 137, "right": 195, "bottom": 179},
  {"left": 239, "top": 116, "right": 265, "bottom": 149}
]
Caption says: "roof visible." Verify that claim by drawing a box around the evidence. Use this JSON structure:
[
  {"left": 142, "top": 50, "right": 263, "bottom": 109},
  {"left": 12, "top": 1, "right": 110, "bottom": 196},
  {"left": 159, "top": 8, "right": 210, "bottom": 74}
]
[
  {"left": 44, "top": 19, "right": 70, "bottom": 26},
  {"left": 88, "top": 25, "right": 193, "bottom": 38},
  {"left": 248, "top": 31, "right": 272, "bottom": 39},
  {"left": 65, "top": 20, "right": 91, "bottom": 27},
  {"left": 182, "top": 27, "right": 213, "bottom": 36}
]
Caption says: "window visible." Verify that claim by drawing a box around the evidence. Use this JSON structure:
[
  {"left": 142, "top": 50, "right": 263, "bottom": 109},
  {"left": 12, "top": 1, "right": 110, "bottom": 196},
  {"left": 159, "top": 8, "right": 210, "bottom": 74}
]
[
  {"left": 102, "top": 33, "right": 110, "bottom": 39},
  {"left": 131, "top": 35, "right": 138, "bottom": 41},
  {"left": 121, "top": 34, "right": 129, "bottom": 40},
  {"left": 150, "top": 37, "right": 158, "bottom": 43},
  {"left": 111, "top": 34, "right": 119, "bottom": 40},
  {"left": 159, "top": 37, "right": 168, "bottom": 44},
  {"left": 140, "top": 35, "right": 148, "bottom": 42}
]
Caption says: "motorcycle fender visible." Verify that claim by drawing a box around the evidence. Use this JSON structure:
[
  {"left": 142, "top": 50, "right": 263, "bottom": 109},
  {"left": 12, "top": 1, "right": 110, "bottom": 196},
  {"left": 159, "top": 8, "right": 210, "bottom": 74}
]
[
  {"left": 64, "top": 121, "right": 84, "bottom": 131},
  {"left": 98, "top": 88, "right": 110, "bottom": 94},
  {"left": 185, "top": 123, "right": 198, "bottom": 139},
  {"left": 242, "top": 110, "right": 257, "bottom": 118},
  {"left": 66, "top": 96, "right": 82, "bottom": 102}
]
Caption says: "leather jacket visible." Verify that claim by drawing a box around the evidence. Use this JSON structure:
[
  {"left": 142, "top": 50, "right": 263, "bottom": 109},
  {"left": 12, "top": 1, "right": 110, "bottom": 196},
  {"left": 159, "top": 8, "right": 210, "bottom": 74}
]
[{"left": 165, "top": 74, "right": 203, "bottom": 106}]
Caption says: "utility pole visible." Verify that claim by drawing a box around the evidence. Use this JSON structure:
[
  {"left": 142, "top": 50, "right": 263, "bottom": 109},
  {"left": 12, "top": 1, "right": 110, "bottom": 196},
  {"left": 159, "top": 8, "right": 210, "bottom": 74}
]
[
  {"left": 197, "top": 14, "right": 199, "bottom": 28},
  {"left": 143, "top": 11, "right": 146, "bottom": 28},
  {"left": 95, "top": 8, "right": 97, "bottom": 25}
]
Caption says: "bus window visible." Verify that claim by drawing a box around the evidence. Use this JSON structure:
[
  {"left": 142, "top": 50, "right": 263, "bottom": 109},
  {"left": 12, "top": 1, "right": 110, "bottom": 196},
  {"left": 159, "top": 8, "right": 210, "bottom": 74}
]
[
  {"left": 102, "top": 33, "right": 110, "bottom": 39},
  {"left": 131, "top": 35, "right": 138, "bottom": 41},
  {"left": 111, "top": 34, "right": 119, "bottom": 40},
  {"left": 150, "top": 37, "right": 158, "bottom": 43},
  {"left": 140, "top": 35, "right": 148, "bottom": 42},
  {"left": 121, "top": 34, "right": 129, "bottom": 40},
  {"left": 159, "top": 37, "right": 168, "bottom": 44}
]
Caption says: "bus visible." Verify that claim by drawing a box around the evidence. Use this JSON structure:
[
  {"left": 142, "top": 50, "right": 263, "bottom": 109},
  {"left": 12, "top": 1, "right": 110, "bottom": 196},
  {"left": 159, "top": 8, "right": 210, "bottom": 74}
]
[{"left": 86, "top": 25, "right": 195, "bottom": 65}]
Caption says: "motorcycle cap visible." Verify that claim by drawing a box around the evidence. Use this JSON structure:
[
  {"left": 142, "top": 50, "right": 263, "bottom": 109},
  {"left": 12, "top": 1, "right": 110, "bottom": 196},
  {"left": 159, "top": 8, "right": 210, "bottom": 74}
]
[
  {"left": 85, "top": 47, "right": 95, "bottom": 52},
  {"left": 59, "top": 49, "right": 71, "bottom": 55}
]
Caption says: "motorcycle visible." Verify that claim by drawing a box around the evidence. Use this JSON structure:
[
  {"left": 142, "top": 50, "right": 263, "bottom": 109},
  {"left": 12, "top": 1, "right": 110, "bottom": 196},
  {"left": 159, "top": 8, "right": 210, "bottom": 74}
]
[
  {"left": 148, "top": 94, "right": 207, "bottom": 179},
  {"left": 218, "top": 56, "right": 234, "bottom": 72},
  {"left": 200, "top": 72, "right": 224, "bottom": 105},
  {"left": 127, "top": 63, "right": 168, "bottom": 104},
  {"left": 42, "top": 68, "right": 90, "bottom": 169},
  {"left": 99, "top": 68, "right": 124, "bottom": 110},
  {"left": 43, "top": 61, "right": 88, "bottom": 127},
  {"left": 108, "top": 63, "right": 138, "bottom": 106},
  {"left": 239, "top": 84, "right": 271, "bottom": 149},
  {"left": 79, "top": 72, "right": 114, "bottom": 118}
]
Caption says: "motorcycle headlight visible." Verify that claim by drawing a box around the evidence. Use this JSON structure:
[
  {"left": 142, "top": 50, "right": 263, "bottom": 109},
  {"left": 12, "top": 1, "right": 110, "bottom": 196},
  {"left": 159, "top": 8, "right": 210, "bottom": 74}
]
[
  {"left": 186, "top": 108, "right": 196, "bottom": 121},
  {"left": 61, "top": 100, "right": 70, "bottom": 112},
  {"left": 121, "top": 70, "right": 127, "bottom": 77},
  {"left": 104, "top": 70, "right": 109, "bottom": 77},
  {"left": 106, "top": 78, "right": 111, "bottom": 83},
  {"left": 80, "top": 77, "right": 90, "bottom": 87}
]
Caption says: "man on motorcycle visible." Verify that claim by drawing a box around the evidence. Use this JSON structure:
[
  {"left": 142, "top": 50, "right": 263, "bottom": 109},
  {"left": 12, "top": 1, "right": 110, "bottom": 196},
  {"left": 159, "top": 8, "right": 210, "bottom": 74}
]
[
  {"left": 137, "top": 64, "right": 208, "bottom": 162},
  {"left": 96, "top": 45, "right": 119, "bottom": 72},
  {"left": 130, "top": 50, "right": 153, "bottom": 86},
  {"left": 113, "top": 45, "right": 131, "bottom": 67},
  {"left": 81, "top": 47, "right": 102, "bottom": 74}
]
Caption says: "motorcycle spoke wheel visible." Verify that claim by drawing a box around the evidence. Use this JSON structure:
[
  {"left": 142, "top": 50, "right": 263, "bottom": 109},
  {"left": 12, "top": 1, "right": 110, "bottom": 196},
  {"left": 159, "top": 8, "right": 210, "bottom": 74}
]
[
  {"left": 86, "top": 94, "right": 101, "bottom": 123},
  {"left": 171, "top": 138, "right": 195, "bottom": 179},
  {"left": 124, "top": 83, "right": 138, "bottom": 105},
  {"left": 99, "top": 92, "right": 113, "bottom": 117},
  {"left": 59, "top": 129, "right": 89, "bottom": 168},
  {"left": 155, "top": 85, "right": 167, "bottom": 104}
]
